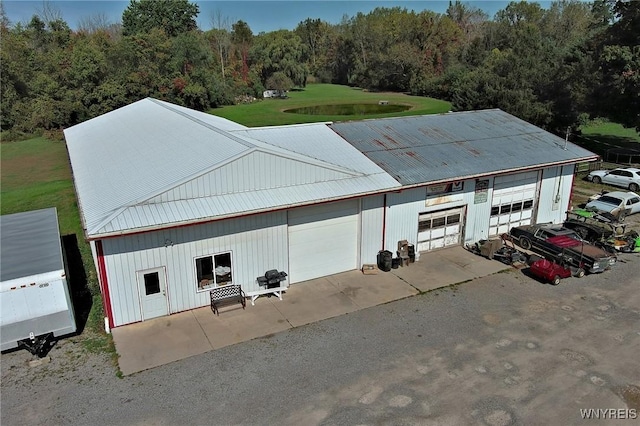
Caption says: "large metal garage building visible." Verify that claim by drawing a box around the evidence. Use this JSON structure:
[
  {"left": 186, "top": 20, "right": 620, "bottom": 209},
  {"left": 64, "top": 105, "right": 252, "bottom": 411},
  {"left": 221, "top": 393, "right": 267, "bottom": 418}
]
[{"left": 64, "top": 99, "right": 597, "bottom": 328}]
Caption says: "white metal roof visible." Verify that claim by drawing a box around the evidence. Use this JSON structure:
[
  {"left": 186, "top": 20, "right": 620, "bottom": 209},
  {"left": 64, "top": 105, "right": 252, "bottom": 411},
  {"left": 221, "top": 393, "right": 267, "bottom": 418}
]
[
  {"left": 65, "top": 99, "right": 399, "bottom": 238},
  {"left": 230, "top": 123, "right": 388, "bottom": 175}
]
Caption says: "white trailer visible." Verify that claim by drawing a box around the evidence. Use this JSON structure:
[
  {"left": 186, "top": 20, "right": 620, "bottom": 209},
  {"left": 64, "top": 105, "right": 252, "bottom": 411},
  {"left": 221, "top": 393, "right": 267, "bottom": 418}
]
[{"left": 1, "top": 208, "right": 76, "bottom": 356}]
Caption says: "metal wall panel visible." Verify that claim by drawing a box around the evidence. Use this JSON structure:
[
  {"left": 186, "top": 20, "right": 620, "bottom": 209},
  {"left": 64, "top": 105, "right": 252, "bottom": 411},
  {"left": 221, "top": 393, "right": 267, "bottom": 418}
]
[
  {"left": 384, "top": 188, "right": 426, "bottom": 255},
  {"left": 101, "top": 211, "right": 288, "bottom": 327},
  {"left": 537, "top": 165, "right": 574, "bottom": 224},
  {"left": 464, "top": 177, "right": 493, "bottom": 244},
  {"left": 360, "top": 195, "right": 384, "bottom": 265},
  {"left": 382, "top": 179, "right": 499, "bottom": 251}
]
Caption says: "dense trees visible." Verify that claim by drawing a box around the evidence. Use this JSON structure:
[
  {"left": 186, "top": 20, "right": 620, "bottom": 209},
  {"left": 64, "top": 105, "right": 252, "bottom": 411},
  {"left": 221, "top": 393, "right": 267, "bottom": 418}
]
[
  {"left": 122, "top": 0, "right": 198, "bottom": 36},
  {"left": 1, "top": 0, "right": 638, "bottom": 137},
  {"left": 592, "top": 0, "right": 640, "bottom": 130}
]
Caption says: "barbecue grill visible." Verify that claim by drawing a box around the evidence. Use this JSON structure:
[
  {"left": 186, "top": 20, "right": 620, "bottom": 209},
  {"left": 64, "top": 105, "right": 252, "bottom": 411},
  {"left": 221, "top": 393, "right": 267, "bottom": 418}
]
[{"left": 257, "top": 269, "right": 288, "bottom": 289}]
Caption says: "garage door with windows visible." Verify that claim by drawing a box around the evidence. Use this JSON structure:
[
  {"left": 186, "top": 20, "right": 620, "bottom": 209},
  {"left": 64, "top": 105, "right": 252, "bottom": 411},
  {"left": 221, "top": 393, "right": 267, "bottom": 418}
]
[
  {"left": 288, "top": 200, "right": 359, "bottom": 284},
  {"left": 489, "top": 171, "right": 539, "bottom": 236},
  {"left": 417, "top": 206, "right": 465, "bottom": 252}
]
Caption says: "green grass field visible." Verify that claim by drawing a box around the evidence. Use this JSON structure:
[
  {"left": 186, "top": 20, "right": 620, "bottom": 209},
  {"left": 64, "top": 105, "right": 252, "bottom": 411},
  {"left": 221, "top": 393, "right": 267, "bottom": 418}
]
[
  {"left": 1, "top": 138, "right": 112, "bottom": 355},
  {"left": 1, "top": 138, "right": 78, "bottom": 231},
  {"left": 575, "top": 120, "right": 640, "bottom": 160},
  {"left": 581, "top": 121, "right": 640, "bottom": 141},
  {"left": 209, "top": 83, "right": 452, "bottom": 126}
]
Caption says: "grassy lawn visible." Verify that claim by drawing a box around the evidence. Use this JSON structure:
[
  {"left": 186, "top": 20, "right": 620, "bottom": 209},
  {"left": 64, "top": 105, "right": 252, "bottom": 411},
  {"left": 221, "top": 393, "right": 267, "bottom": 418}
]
[
  {"left": 1, "top": 138, "right": 113, "bottom": 355},
  {"left": 209, "top": 83, "right": 452, "bottom": 127},
  {"left": 574, "top": 120, "right": 640, "bottom": 160},
  {"left": 582, "top": 121, "right": 640, "bottom": 141}
]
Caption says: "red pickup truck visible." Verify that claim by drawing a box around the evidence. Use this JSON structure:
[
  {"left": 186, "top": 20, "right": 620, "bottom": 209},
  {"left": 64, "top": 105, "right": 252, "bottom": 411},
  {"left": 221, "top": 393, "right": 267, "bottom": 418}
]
[{"left": 509, "top": 224, "right": 616, "bottom": 274}]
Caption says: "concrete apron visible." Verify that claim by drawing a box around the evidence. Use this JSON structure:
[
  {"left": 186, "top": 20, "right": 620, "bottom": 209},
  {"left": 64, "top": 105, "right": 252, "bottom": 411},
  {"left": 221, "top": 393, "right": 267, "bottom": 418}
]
[{"left": 112, "top": 246, "right": 510, "bottom": 375}]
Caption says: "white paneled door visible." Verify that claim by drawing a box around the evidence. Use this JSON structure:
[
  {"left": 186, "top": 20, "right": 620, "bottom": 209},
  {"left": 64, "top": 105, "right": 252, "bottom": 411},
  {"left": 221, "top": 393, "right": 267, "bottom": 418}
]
[
  {"left": 288, "top": 200, "right": 359, "bottom": 284},
  {"left": 417, "top": 206, "right": 465, "bottom": 252},
  {"left": 489, "top": 171, "right": 539, "bottom": 236},
  {"left": 137, "top": 267, "right": 168, "bottom": 320}
]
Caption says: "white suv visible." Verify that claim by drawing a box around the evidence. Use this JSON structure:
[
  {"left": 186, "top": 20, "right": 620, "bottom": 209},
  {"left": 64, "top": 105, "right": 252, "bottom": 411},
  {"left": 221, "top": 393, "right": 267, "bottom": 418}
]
[{"left": 587, "top": 167, "right": 640, "bottom": 192}]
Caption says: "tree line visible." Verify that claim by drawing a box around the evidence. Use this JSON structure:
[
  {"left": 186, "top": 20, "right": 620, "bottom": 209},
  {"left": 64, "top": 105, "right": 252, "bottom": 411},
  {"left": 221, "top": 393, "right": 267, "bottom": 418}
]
[{"left": 0, "top": 0, "right": 638, "bottom": 140}]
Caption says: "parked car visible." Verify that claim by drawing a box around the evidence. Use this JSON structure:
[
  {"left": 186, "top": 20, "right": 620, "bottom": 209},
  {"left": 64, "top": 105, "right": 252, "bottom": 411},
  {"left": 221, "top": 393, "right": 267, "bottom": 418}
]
[
  {"left": 587, "top": 167, "right": 640, "bottom": 192},
  {"left": 584, "top": 191, "right": 640, "bottom": 221},
  {"left": 509, "top": 224, "right": 616, "bottom": 274}
]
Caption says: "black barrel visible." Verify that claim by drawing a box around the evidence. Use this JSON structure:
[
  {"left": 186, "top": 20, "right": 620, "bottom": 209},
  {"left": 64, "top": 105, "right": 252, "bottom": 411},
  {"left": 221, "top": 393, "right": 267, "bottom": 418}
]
[
  {"left": 391, "top": 257, "right": 400, "bottom": 269},
  {"left": 377, "top": 250, "right": 393, "bottom": 272}
]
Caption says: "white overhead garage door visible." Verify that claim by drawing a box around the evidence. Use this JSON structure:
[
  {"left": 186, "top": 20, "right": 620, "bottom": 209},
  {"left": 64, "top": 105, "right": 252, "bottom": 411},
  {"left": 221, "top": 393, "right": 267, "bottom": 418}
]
[
  {"left": 489, "top": 171, "right": 540, "bottom": 236},
  {"left": 417, "top": 206, "right": 465, "bottom": 252},
  {"left": 288, "top": 200, "right": 359, "bottom": 284}
]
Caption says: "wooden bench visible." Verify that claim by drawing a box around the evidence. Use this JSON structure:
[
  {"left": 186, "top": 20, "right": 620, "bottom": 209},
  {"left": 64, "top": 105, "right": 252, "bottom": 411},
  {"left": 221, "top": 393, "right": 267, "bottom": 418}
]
[
  {"left": 245, "top": 286, "right": 288, "bottom": 306},
  {"left": 210, "top": 284, "right": 246, "bottom": 315}
]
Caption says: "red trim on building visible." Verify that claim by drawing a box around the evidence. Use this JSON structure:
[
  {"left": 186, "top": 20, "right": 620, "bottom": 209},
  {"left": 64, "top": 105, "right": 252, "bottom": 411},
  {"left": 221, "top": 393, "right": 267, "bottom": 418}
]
[
  {"left": 95, "top": 240, "right": 115, "bottom": 330},
  {"left": 567, "top": 167, "right": 576, "bottom": 212}
]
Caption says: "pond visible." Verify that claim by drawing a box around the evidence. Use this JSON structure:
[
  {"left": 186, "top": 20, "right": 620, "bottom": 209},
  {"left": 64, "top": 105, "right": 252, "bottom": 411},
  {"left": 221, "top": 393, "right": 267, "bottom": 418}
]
[{"left": 284, "top": 103, "right": 411, "bottom": 116}]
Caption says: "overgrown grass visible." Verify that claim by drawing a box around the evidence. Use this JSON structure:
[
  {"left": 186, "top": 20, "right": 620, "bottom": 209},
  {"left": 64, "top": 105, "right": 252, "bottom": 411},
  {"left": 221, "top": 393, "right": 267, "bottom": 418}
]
[
  {"left": 581, "top": 121, "right": 640, "bottom": 141},
  {"left": 209, "top": 83, "right": 451, "bottom": 126},
  {"left": 0, "top": 138, "right": 111, "bottom": 355},
  {"left": 575, "top": 120, "right": 640, "bottom": 159}
]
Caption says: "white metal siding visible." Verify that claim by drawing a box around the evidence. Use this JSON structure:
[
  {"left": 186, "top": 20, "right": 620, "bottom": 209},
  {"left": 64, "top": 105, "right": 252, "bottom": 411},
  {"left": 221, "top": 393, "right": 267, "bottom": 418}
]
[
  {"left": 288, "top": 200, "right": 359, "bottom": 284},
  {"left": 149, "top": 151, "right": 354, "bottom": 203},
  {"left": 464, "top": 177, "right": 494, "bottom": 244},
  {"left": 384, "top": 188, "right": 425, "bottom": 254},
  {"left": 384, "top": 186, "right": 478, "bottom": 256},
  {"left": 101, "top": 211, "right": 288, "bottom": 327},
  {"left": 360, "top": 195, "right": 384, "bottom": 265},
  {"left": 537, "top": 165, "right": 574, "bottom": 224},
  {"left": 489, "top": 171, "right": 540, "bottom": 236}
]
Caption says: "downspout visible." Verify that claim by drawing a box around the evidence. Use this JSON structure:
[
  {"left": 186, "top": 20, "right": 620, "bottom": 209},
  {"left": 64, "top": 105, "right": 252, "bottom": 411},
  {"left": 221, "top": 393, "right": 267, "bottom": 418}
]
[
  {"left": 382, "top": 194, "right": 387, "bottom": 250},
  {"left": 95, "top": 240, "right": 115, "bottom": 332}
]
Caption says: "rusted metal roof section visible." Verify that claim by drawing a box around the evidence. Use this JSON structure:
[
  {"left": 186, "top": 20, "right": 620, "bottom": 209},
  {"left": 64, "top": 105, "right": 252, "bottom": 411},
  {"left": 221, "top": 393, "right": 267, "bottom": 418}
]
[{"left": 330, "top": 109, "right": 598, "bottom": 185}]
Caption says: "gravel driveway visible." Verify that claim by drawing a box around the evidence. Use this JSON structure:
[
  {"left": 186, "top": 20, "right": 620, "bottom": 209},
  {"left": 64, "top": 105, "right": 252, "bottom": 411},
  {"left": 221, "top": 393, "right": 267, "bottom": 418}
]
[{"left": 2, "top": 253, "right": 639, "bottom": 425}]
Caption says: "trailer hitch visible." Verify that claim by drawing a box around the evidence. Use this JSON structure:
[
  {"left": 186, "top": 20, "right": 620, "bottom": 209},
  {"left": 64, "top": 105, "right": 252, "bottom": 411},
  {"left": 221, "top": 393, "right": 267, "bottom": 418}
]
[{"left": 18, "top": 332, "right": 55, "bottom": 357}]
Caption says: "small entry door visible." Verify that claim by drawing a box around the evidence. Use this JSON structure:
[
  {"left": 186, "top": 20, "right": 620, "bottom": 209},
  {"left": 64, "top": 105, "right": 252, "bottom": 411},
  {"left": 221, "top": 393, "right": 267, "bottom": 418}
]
[{"left": 137, "top": 267, "right": 168, "bottom": 320}]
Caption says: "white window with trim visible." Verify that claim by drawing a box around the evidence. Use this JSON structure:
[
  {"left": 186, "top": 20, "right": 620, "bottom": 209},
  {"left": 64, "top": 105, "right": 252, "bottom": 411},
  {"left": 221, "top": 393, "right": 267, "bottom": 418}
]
[{"left": 195, "top": 252, "right": 233, "bottom": 291}]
